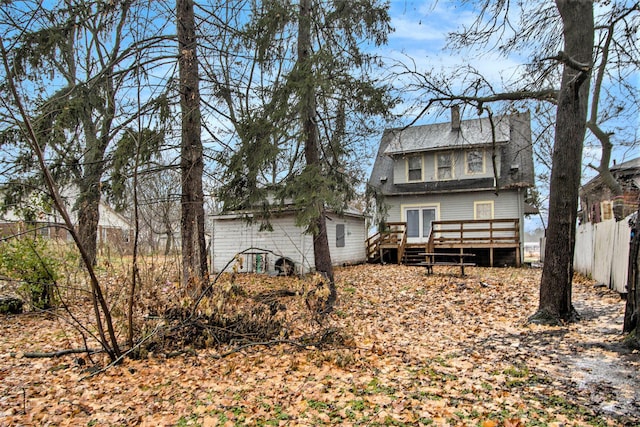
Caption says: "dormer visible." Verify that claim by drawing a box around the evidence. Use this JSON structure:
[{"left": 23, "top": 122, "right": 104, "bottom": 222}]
[
  {"left": 384, "top": 108, "right": 510, "bottom": 185},
  {"left": 369, "top": 109, "right": 533, "bottom": 196}
]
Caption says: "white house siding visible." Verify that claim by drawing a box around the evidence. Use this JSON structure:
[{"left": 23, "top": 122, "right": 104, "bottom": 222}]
[
  {"left": 211, "top": 213, "right": 366, "bottom": 274},
  {"left": 326, "top": 213, "right": 367, "bottom": 266},
  {"left": 386, "top": 190, "right": 521, "bottom": 222},
  {"left": 384, "top": 190, "right": 524, "bottom": 246}
]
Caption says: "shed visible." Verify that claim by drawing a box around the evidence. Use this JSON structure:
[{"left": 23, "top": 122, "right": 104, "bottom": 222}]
[{"left": 210, "top": 208, "right": 367, "bottom": 275}]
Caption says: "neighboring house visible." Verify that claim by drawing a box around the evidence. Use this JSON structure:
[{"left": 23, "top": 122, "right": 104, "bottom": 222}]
[
  {"left": 368, "top": 107, "right": 536, "bottom": 266},
  {"left": 0, "top": 194, "right": 133, "bottom": 254},
  {"left": 210, "top": 208, "right": 367, "bottom": 275},
  {"left": 579, "top": 157, "right": 640, "bottom": 224}
]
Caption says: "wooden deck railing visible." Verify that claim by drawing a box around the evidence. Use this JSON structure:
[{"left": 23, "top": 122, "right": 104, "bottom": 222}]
[
  {"left": 366, "top": 222, "right": 407, "bottom": 264},
  {"left": 426, "top": 218, "right": 520, "bottom": 266}
]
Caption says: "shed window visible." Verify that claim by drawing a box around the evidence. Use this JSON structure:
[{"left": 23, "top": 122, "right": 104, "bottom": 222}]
[
  {"left": 437, "top": 152, "right": 453, "bottom": 180},
  {"left": 336, "top": 224, "right": 345, "bottom": 247},
  {"left": 407, "top": 155, "right": 422, "bottom": 181},
  {"left": 38, "top": 224, "right": 50, "bottom": 238}
]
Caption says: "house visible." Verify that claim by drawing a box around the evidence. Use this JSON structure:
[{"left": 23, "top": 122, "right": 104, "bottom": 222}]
[
  {"left": 579, "top": 157, "right": 640, "bottom": 224},
  {"left": 367, "top": 107, "right": 536, "bottom": 267},
  {"left": 210, "top": 207, "right": 367, "bottom": 275},
  {"left": 0, "top": 192, "right": 133, "bottom": 254}
]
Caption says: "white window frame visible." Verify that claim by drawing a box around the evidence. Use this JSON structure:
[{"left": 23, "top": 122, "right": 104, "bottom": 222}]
[
  {"left": 465, "top": 149, "right": 485, "bottom": 175},
  {"left": 406, "top": 155, "right": 423, "bottom": 182},
  {"left": 436, "top": 151, "right": 454, "bottom": 180},
  {"left": 474, "top": 201, "right": 494, "bottom": 220},
  {"left": 402, "top": 203, "right": 440, "bottom": 242}
]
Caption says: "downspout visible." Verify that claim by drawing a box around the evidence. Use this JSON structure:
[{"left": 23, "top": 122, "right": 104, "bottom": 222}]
[
  {"left": 518, "top": 188, "right": 524, "bottom": 265},
  {"left": 300, "top": 228, "right": 306, "bottom": 275},
  {"left": 210, "top": 216, "right": 215, "bottom": 273}
]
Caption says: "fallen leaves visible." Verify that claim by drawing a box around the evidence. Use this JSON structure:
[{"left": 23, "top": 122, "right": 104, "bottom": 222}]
[{"left": 1, "top": 265, "right": 639, "bottom": 426}]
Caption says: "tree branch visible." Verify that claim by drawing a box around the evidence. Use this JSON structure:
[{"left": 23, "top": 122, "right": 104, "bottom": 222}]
[
  {"left": 544, "top": 50, "right": 592, "bottom": 72},
  {"left": 406, "top": 89, "right": 558, "bottom": 128}
]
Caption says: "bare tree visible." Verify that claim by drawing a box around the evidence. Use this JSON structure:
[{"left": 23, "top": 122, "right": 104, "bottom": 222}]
[
  {"left": 533, "top": 0, "right": 593, "bottom": 323},
  {"left": 177, "top": 0, "right": 208, "bottom": 295},
  {"left": 623, "top": 206, "right": 639, "bottom": 347},
  {"left": 395, "top": 0, "right": 638, "bottom": 324}
]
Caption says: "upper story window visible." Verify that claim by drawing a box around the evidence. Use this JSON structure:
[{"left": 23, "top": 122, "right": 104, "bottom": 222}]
[
  {"left": 437, "top": 152, "right": 453, "bottom": 180},
  {"left": 407, "top": 155, "right": 422, "bottom": 181},
  {"left": 466, "top": 150, "right": 484, "bottom": 174}
]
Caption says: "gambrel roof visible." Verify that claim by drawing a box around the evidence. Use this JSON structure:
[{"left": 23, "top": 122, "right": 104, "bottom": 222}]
[
  {"left": 383, "top": 115, "right": 511, "bottom": 155},
  {"left": 369, "top": 110, "right": 535, "bottom": 195}
]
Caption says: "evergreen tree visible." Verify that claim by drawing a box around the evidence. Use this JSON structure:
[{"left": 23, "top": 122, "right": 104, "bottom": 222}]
[
  {"left": 206, "top": 0, "right": 395, "bottom": 311},
  {"left": 0, "top": 1, "right": 171, "bottom": 266}
]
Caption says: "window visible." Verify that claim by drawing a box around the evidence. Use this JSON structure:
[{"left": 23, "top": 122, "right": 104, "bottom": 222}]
[
  {"left": 466, "top": 150, "right": 484, "bottom": 174},
  {"left": 38, "top": 225, "right": 50, "bottom": 238},
  {"left": 474, "top": 201, "right": 494, "bottom": 220},
  {"left": 437, "top": 152, "right": 453, "bottom": 180},
  {"left": 422, "top": 209, "right": 436, "bottom": 238},
  {"left": 405, "top": 207, "right": 437, "bottom": 239},
  {"left": 406, "top": 210, "right": 420, "bottom": 237},
  {"left": 336, "top": 224, "right": 345, "bottom": 247},
  {"left": 407, "top": 155, "right": 422, "bottom": 181},
  {"left": 601, "top": 201, "right": 613, "bottom": 221}
]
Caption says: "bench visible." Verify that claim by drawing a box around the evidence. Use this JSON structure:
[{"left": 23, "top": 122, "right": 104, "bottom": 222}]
[{"left": 418, "top": 252, "right": 476, "bottom": 276}]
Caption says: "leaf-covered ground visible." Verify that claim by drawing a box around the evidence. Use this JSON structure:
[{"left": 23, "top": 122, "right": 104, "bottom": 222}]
[{"left": 1, "top": 265, "right": 639, "bottom": 426}]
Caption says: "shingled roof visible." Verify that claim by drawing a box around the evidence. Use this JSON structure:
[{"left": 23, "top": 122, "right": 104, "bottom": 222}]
[
  {"left": 369, "top": 110, "right": 535, "bottom": 195},
  {"left": 383, "top": 115, "right": 511, "bottom": 155}
]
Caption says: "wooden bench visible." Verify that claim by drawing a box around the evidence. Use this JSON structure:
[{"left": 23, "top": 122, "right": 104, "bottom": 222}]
[{"left": 418, "top": 252, "right": 476, "bottom": 276}]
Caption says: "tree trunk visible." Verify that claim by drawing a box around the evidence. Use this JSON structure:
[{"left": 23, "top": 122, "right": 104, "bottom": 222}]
[
  {"left": 297, "top": 0, "right": 336, "bottom": 309},
  {"left": 77, "top": 92, "right": 115, "bottom": 266},
  {"left": 623, "top": 205, "right": 639, "bottom": 347},
  {"left": 77, "top": 182, "right": 100, "bottom": 266},
  {"left": 177, "top": 0, "right": 208, "bottom": 296},
  {"left": 164, "top": 230, "right": 173, "bottom": 256},
  {"left": 531, "top": 0, "right": 593, "bottom": 325}
]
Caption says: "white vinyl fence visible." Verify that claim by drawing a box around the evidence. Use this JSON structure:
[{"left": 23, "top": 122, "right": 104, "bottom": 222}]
[{"left": 574, "top": 215, "right": 633, "bottom": 293}]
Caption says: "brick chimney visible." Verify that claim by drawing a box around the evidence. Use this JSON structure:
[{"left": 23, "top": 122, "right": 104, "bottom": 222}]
[{"left": 451, "top": 105, "right": 460, "bottom": 131}]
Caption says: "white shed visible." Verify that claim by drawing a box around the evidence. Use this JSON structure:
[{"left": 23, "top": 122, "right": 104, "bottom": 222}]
[{"left": 210, "top": 209, "right": 367, "bottom": 275}]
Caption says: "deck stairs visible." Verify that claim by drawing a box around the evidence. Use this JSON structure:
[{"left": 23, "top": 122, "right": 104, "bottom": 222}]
[
  {"left": 366, "top": 222, "right": 407, "bottom": 264},
  {"left": 401, "top": 245, "right": 427, "bottom": 265}
]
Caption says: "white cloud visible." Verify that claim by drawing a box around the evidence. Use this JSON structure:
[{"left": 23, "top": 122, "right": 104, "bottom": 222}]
[{"left": 384, "top": 1, "right": 529, "bottom": 89}]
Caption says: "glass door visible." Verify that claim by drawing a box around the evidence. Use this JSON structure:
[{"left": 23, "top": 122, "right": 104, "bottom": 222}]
[{"left": 404, "top": 206, "right": 437, "bottom": 243}]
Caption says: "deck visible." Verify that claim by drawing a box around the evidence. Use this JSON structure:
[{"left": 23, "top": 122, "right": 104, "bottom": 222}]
[{"left": 366, "top": 218, "right": 521, "bottom": 267}]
